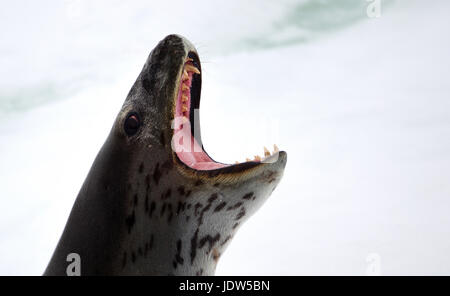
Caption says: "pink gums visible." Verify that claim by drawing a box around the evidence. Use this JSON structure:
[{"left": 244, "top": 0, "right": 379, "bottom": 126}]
[{"left": 173, "top": 63, "right": 229, "bottom": 170}]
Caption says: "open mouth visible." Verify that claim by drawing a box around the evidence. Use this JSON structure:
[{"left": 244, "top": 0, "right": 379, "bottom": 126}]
[{"left": 172, "top": 52, "right": 279, "bottom": 171}]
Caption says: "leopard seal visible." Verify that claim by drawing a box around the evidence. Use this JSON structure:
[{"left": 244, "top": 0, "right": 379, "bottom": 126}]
[{"left": 44, "top": 34, "right": 287, "bottom": 275}]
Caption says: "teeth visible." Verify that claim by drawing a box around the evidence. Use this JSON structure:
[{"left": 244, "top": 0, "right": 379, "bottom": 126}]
[
  {"left": 182, "top": 94, "right": 188, "bottom": 102},
  {"left": 264, "top": 146, "right": 271, "bottom": 157},
  {"left": 182, "top": 105, "right": 188, "bottom": 112},
  {"left": 185, "top": 64, "right": 200, "bottom": 74},
  {"left": 254, "top": 155, "right": 261, "bottom": 161},
  {"left": 182, "top": 70, "right": 189, "bottom": 81},
  {"left": 182, "top": 84, "right": 190, "bottom": 91},
  {"left": 273, "top": 144, "right": 279, "bottom": 153}
]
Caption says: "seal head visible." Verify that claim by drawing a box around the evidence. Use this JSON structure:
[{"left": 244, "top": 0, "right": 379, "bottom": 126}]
[{"left": 44, "top": 35, "right": 287, "bottom": 275}]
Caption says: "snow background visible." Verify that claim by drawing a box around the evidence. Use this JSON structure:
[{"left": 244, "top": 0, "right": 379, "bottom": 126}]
[{"left": 1, "top": 0, "right": 449, "bottom": 275}]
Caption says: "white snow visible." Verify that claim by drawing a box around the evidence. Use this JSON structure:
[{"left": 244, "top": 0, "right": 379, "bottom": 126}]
[{"left": 1, "top": 0, "right": 450, "bottom": 275}]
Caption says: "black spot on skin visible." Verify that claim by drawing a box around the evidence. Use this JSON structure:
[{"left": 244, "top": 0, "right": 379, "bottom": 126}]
[
  {"left": 145, "top": 174, "right": 151, "bottom": 191},
  {"left": 186, "top": 215, "right": 190, "bottom": 222},
  {"left": 162, "top": 160, "right": 173, "bottom": 171},
  {"left": 194, "top": 203, "right": 202, "bottom": 216},
  {"left": 153, "top": 163, "right": 161, "bottom": 185},
  {"left": 187, "top": 203, "right": 192, "bottom": 209},
  {"left": 235, "top": 207, "right": 246, "bottom": 220},
  {"left": 122, "top": 252, "right": 127, "bottom": 269},
  {"left": 177, "top": 201, "right": 186, "bottom": 215},
  {"left": 185, "top": 190, "right": 192, "bottom": 198},
  {"left": 232, "top": 223, "right": 240, "bottom": 230},
  {"left": 167, "top": 204, "right": 173, "bottom": 223},
  {"left": 194, "top": 180, "right": 203, "bottom": 186},
  {"left": 149, "top": 201, "right": 156, "bottom": 218},
  {"left": 220, "top": 235, "right": 232, "bottom": 247},
  {"left": 199, "top": 233, "right": 221, "bottom": 253},
  {"left": 227, "top": 202, "right": 243, "bottom": 211},
  {"left": 125, "top": 210, "right": 135, "bottom": 234},
  {"left": 131, "top": 251, "right": 136, "bottom": 263},
  {"left": 208, "top": 193, "right": 218, "bottom": 203},
  {"left": 214, "top": 202, "right": 227, "bottom": 212},
  {"left": 264, "top": 170, "right": 277, "bottom": 183},
  {"left": 142, "top": 77, "right": 151, "bottom": 93},
  {"left": 242, "top": 192, "right": 254, "bottom": 200},
  {"left": 174, "top": 239, "right": 184, "bottom": 266},
  {"left": 177, "top": 186, "right": 185, "bottom": 196},
  {"left": 160, "top": 203, "right": 167, "bottom": 216},
  {"left": 198, "top": 203, "right": 211, "bottom": 225},
  {"left": 162, "top": 188, "right": 171, "bottom": 200},
  {"left": 213, "top": 183, "right": 220, "bottom": 187},
  {"left": 139, "top": 162, "right": 144, "bottom": 173},
  {"left": 196, "top": 269, "right": 204, "bottom": 276},
  {"left": 160, "top": 132, "right": 165, "bottom": 146},
  {"left": 190, "top": 229, "right": 199, "bottom": 264}
]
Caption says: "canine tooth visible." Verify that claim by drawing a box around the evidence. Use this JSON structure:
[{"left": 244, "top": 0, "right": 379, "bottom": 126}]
[
  {"left": 182, "top": 105, "right": 188, "bottom": 112},
  {"left": 185, "top": 64, "right": 200, "bottom": 74},
  {"left": 264, "top": 146, "right": 271, "bottom": 157},
  {"left": 182, "top": 94, "right": 188, "bottom": 102},
  {"left": 182, "top": 70, "right": 189, "bottom": 81},
  {"left": 254, "top": 155, "right": 261, "bottom": 161},
  {"left": 182, "top": 84, "right": 190, "bottom": 91},
  {"left": 273, "top": 144, "right": 279, "bottom": 153}
]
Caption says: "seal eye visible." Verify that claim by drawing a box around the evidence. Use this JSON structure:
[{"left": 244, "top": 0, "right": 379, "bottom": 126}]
[{"left": 124, "top": 113, "right": 140, "bottom": 136}]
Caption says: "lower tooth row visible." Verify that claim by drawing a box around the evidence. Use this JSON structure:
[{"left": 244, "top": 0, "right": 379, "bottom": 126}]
[{"left": 236, "top": 144, "right": 279, "bottom": 164}]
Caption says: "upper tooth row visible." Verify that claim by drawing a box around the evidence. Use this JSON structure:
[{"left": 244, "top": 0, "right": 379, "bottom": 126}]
[
  {"left": 237, "top": 144, "right": 279, "bottom": 164},
  {"left": 182, "top": 64, "right": 200, "bottom": 81},
  {"left": 185, "top": 64, "right": 200, "bottom": 74},
  {"left": 180, "top": 63, "right": 200, "bottom": 114}
]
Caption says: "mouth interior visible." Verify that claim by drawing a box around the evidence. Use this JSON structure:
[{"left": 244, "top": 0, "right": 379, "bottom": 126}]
[
  {"left": 173, "top": 53, "right": 227, "bottom": 170},
  {"left": 173, "top": 52, "right": 278, "bottom": 171}
]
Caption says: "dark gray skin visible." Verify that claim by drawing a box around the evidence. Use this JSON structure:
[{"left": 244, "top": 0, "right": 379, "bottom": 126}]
[{"left": 44, "top": 35, "right": 287, "bottom": 276}]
